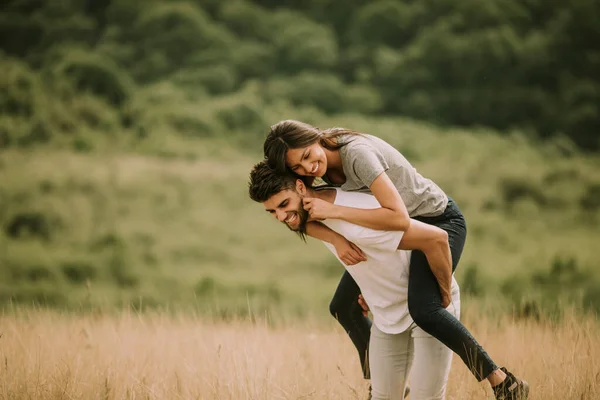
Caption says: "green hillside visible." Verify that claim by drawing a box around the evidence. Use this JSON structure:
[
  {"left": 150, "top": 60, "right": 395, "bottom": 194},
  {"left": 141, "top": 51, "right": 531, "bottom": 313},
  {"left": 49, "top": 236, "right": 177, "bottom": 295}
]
[
  {"left": 2, "top": 115, "right": 599, "bottom": 318},
  {"left": 1, "top": 0, "right": 599, "bottom": 318}
]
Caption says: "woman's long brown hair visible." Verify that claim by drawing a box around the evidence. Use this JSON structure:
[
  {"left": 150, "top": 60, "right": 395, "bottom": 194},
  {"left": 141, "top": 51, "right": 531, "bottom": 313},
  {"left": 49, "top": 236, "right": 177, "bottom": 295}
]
[{"left": 263, "top": 120, "right": 362, "bottom": 175}]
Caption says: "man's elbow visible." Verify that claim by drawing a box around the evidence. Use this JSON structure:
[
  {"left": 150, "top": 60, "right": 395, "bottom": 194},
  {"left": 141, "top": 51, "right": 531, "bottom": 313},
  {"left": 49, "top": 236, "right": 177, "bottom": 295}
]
[
  {"left": 394, "top": 214, "right": 411, "bottom": 231},
  {"left": 435, "top": 229, "right": 449, "bottom": 248},
  {"left": 420, "top": 228, "right": 448, "bottom": 252}
]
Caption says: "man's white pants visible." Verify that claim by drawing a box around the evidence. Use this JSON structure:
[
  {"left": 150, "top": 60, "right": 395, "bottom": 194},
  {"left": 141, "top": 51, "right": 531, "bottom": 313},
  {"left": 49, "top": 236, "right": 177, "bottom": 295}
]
[{"left": 369, "top": 298, "right": 460, "bottom": 400}]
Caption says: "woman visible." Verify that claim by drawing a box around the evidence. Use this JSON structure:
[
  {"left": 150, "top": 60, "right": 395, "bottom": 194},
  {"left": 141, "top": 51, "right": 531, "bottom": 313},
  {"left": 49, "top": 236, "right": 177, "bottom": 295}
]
[{"left": 263, "top": 120, "right": 529, "bottom": 400}]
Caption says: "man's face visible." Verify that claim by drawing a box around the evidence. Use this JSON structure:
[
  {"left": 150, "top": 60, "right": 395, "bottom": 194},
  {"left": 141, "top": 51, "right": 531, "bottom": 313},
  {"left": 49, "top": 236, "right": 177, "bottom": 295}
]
[{"left": 263, "top": 188, "right": 309, "bottom": 233}]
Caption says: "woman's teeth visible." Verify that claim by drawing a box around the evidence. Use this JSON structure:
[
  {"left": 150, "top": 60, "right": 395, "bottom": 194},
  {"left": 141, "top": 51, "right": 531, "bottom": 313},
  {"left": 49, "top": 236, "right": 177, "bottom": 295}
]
[{"left": 311, "top": 162, "right": 319, "bottom": 174}]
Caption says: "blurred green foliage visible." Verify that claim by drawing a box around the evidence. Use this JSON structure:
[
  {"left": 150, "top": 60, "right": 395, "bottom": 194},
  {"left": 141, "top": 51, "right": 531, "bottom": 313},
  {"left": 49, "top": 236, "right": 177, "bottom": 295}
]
[
  {"left": 1, "top": 119, "right": 599, "bottom": 318},
  {"left": 1, "top": 0, "right": 599, "bottom": 150},
  {"left": 0, "top": 0, "right": 599, "bottom": 319}
]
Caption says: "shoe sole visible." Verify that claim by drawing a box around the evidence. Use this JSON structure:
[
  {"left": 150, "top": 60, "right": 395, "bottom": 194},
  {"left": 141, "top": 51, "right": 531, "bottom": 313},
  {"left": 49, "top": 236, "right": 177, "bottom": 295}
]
[{"left": 520, "top": 380, "right": 530, "bottom": 399}]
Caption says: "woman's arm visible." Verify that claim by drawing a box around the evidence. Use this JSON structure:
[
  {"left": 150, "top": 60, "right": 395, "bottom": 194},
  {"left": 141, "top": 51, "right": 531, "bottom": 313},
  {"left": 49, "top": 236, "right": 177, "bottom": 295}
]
[
  {"left": 304, "top": 172, "right": 411, "bottom": 231},
  {"left": 305, "top": 221, "right": 367, "bottom": 265}
]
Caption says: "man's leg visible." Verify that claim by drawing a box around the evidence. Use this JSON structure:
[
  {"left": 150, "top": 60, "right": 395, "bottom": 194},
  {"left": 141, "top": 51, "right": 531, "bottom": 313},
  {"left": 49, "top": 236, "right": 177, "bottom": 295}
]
[
  {"left": 408, "top": 293, "right": 460, "bottom": 399},
  {"left": 369, "top": 324, "right": 412, "bottom": 400},
  {"left": 330, "top": 271, "right": 372, "bottom": 379}
]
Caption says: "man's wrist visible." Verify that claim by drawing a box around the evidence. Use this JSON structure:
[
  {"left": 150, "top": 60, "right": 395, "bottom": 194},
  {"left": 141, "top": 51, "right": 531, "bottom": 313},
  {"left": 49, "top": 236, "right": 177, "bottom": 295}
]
[{"left": 329, "top": 233, "right": 342, "bottom": 245}]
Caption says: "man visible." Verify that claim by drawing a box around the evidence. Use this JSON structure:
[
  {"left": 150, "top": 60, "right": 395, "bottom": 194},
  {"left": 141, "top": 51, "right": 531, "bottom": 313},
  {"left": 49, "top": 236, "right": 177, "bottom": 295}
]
[{"left": 248, "top": 161, "right": 464, "bottom": 400}]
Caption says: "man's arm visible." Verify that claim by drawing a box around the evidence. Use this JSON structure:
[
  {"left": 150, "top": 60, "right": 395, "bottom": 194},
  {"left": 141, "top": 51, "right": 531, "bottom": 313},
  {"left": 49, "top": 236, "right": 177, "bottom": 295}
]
[
  {"left": 347, "top": 217, "right": 453, "bottom": 307},
  {"left": 397, "top": 219, "right": 453, "bottom": 307},
  {"left": 305, "top": 221, "right": 367, "bottom": 266}
]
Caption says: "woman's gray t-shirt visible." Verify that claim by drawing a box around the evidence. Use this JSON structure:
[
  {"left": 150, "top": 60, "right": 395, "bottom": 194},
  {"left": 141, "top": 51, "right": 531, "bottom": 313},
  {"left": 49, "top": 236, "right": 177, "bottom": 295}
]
[{"left": 331, "top": 134, "right": 448, "bottom": 217}]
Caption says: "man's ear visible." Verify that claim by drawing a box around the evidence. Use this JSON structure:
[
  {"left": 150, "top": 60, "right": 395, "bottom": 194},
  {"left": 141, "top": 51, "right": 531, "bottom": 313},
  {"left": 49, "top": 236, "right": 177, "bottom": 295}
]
[{"left": 295, "top": 179, "right": 307, "bottom": 195}]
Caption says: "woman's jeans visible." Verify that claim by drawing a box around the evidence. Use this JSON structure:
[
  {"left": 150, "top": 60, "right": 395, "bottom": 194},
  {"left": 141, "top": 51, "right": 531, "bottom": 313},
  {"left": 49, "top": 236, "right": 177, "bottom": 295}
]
[
  {"left": 329, "top": 197, "right": 498, "bottom": 381},
  {"left": 369, "top": 288, "right": 460, "bottom": 400}
]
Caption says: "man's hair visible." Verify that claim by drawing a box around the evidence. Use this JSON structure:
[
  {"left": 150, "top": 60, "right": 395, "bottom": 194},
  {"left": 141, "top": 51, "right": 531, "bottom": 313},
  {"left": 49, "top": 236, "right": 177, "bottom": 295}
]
[{"left": 248, "top": 160, "right": 297, "bottom": 203}]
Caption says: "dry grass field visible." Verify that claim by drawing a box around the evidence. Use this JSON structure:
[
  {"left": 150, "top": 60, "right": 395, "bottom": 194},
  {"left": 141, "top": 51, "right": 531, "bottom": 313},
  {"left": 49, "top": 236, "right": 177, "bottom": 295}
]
[{"left": 0, "top": 308, "right": 598, "bottom": 400}]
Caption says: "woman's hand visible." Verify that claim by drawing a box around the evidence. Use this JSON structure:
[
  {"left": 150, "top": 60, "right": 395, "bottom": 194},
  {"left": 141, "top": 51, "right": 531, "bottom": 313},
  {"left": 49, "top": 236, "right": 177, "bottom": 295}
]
[
  {"left": 331, "top": 236, "right": 367, "bottom": 265},
  {"left": 303, "top": 197, "right": 338, "bottom": 220}
]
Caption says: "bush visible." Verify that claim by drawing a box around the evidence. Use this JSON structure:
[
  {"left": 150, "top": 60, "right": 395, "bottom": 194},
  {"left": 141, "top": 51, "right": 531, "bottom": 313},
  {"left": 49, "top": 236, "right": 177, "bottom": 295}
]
[
  {"left": 131, "top": 3, "right": 237, "bottom": 81},
  {"left": 164, "top": 107, "right": 219, "bottom": 138},
  {"left": 215, "top": 96, "right": 266, "bottom": 132},
  {"left": 230, "top": 40, "right": 277, "bottom": 80},
  {"left": 219, "top": 1, "right": 274, "bottom": 42},
  {"left": 350, "top": 1, "right": 413, "bottom": 48},
  {"left": 53, "top": 49, "right": 134, "bottom": 107},
  {"left": 459, "top": 264, "right": 483, "bottom": 297},
  {"left": 284, "top": 73, "right": 347, "bottom": 114},
  {"left": 172, "top": 65, "right": 238, "bottom": 95},
  {"left": 270, "top": 10, "right": 338, "bottom": 73},
  {"left": 5, "top": 210, "right": 60, "bottom": 241},
  {"left": 107, "top": 243, "right": 138, "bottom": 288},
  {"left": 62, "top": 260, "right": 97, "bottom": 284},
  {"left": 71, "top": 94, "right": 122, "bottom": 133},
  {"left": 499, "top": 177, "right": 547, "bottom": 208},
  {"left": 0, "top": 116, "right": 50, "bottom": 148},
  {"left": 344, "top": 84, "right": 383, "bottom": 114},
  {"left": 0, "top": 284, "right": 68, "bottom": 307},
  {"left": 195, "top": 276, "right": 220, "bottom": 296},
  {"left": 0, "top": 55, "right": 39, "bottom": 117},
  {"left": 8, "top": 263, "right": 56, "bottom": 283},
  {"left": 0, "top": 12, "right": 45, "bottom": 57},
  {"left": 580, "top": 183, "right": 600, "bottom": 212},
  {"left": 501, "top": 255, "right": 600, "bottom": 318}
]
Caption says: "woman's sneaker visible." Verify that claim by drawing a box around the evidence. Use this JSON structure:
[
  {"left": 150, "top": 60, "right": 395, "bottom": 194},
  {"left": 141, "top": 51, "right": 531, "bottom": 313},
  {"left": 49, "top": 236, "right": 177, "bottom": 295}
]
[{"left": 493, "top": 367, "right": 529, "bottom": 400}]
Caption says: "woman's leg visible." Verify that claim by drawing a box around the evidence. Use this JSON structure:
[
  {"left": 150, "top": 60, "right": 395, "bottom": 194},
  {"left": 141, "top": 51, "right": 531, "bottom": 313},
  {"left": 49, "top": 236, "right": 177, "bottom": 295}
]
[
  {"left": 409, "top": 198, "right": 498, "bottom": 381},
  {"left": 369, "top": 324, "right": 412, "bottom": 400},
  {"left": 330, "top": 270, "right": 372, "bottom": 379}
]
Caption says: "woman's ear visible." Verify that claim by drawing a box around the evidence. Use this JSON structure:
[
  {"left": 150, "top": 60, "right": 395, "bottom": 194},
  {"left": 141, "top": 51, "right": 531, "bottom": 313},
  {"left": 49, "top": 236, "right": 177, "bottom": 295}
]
[{"left": 295, "top": 179, "right": 306, "bottom": 195}]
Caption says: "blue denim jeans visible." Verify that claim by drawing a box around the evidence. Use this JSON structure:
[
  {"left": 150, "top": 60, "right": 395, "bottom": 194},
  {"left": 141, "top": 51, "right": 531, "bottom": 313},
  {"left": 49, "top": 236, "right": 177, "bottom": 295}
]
[{"left": 329, "top": 197, "right": 498, "bottom": 381}]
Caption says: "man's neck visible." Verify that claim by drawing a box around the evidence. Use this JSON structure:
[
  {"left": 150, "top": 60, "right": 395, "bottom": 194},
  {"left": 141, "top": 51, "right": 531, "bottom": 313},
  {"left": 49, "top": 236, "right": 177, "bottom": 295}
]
[{"left": 306, "top": 188, "right": 336, "bottom": 204}]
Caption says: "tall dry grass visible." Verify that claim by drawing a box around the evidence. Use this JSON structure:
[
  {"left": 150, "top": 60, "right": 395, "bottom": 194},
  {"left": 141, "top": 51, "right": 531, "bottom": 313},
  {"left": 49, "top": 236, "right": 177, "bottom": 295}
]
[{"left": 0, "top": 308, "right": 598, "bottom": 400}]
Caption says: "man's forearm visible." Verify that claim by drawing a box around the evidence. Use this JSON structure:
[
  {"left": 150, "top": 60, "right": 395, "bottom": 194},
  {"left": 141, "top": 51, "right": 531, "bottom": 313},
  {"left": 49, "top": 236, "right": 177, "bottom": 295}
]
[
  {"left": 305, "top": 220, "right": 341, "bottom": 244},
  {"left": 397, "top": 219, "right": 453, "bottom": 299},
  {"left": 424, "top": 241, "right": 453, "bottom": 299}
]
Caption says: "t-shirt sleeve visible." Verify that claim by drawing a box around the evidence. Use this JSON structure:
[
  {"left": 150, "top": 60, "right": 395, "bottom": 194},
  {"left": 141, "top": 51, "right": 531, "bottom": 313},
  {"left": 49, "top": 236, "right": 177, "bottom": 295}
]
[{"left": 347, "top": 142, "right": 390, "bottom": 188}]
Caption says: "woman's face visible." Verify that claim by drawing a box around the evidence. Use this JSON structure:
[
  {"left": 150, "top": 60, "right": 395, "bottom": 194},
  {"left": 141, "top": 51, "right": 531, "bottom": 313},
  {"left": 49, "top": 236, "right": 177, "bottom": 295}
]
[{"left": 285, "top": 142, "right": 327, "bottom": 177}]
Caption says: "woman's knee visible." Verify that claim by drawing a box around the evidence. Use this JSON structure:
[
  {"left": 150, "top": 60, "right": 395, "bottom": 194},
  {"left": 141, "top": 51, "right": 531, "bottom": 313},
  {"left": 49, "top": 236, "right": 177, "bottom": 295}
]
[
  {"left": 408, "top": 295, "right": 440, "bottom": 328},
  {"left": 329, "top": 296, "right": 353, "bottom": 319}
]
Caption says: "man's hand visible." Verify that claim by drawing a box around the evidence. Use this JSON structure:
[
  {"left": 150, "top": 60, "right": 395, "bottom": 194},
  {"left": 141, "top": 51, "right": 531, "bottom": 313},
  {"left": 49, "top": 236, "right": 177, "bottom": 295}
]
[
  {"left": 358, "top": 294, "right": 370, "bottom": 317},
  {"left": 303, "top": 197, "right": 337, "bottom": 220},
  {"left": 331, "top": 236, "right": 367, "bottom": 265},
  {"left": 441, "top": 289, "right": 452, "bottom": 308}
]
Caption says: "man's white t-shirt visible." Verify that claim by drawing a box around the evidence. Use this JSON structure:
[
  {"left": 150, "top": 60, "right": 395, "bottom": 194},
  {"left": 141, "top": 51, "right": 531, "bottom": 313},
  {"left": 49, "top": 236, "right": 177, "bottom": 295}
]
[{"left": 320, "top": 188, "right": 459, "bottom": 334}]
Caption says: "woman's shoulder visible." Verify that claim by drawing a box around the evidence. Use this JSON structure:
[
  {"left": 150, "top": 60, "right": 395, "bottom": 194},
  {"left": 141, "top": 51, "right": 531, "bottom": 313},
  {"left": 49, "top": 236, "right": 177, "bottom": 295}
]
[{"left": 341, "top": 133, "right": 390, "bottom": 155}]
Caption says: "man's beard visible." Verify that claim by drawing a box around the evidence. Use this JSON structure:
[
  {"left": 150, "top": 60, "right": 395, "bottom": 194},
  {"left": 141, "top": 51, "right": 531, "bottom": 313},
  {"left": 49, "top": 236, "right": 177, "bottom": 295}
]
[{"left": 285, "top": 201, "right": 310, "bottom": 242}]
